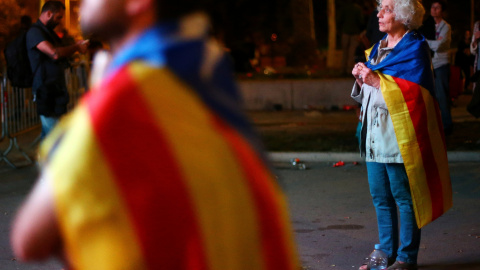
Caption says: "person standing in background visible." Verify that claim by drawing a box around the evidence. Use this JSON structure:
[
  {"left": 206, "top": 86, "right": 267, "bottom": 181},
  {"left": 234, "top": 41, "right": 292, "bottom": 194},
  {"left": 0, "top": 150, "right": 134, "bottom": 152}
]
[
  {"left": 338, "top": 0, "right": 364, "bottom": 75},
  {"left": 455, "top": 30, "right": 474, "bottom": 92},
  {"left": 365, "top": 7, "right": 385, "bottom": 47},
  {"left": 26, "top": 1, "right": 88, "bottom": 139},
  {"left": 426, "top": 0, "right": 453, "bottom": 135},
  {"left": 467, "top": 20, "right": 480, "bottom": 117},
  {"left": 470, "top": 21, "right": 480, "bottom": 88}
]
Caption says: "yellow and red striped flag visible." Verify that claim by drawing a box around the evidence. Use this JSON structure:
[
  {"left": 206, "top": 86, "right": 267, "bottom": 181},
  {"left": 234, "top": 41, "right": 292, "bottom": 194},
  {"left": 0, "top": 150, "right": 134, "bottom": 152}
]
[
  {"left": 365, "top": 31, "right": 452, "bottom": 228},
  {"left": 40, "top": 22, "right": 298, "bottom": 269}
]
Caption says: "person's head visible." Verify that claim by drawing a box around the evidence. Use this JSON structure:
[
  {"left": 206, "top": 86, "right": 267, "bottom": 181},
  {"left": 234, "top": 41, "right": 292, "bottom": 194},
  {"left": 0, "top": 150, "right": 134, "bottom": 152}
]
[
  {"left": 40, "top": 1, "right": 66, "bottom": 30},
  {"left": 376, "top": 0, "right": 425, "bottom": 33},
  {"left": 430, "top": 0, "right": 446, "bottom": 19},
  {"left": 80, "top": 0, "right": 210, "bottom": 42}
]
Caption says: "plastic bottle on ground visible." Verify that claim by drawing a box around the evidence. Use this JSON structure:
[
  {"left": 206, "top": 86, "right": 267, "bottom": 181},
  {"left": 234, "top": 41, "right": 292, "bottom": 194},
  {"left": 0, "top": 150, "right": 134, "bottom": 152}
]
[
  {"left": 369, "top": 244, "right": 388, "bottom": 270},
  {"left": 290, "top": 158, "right": 307, "bottom": 170}
]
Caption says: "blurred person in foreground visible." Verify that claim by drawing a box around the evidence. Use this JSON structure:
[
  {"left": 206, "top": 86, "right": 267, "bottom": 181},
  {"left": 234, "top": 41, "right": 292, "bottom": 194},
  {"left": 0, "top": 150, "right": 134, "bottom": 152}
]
[
  {"left": 425, "top": 0, "right": 453, "bottom": 135},
  {"left": 351, "top": 0, "right": 452, "bottom": 269},
  {"left": 11, "top": 0, "right": 299, "bottom": 269}
]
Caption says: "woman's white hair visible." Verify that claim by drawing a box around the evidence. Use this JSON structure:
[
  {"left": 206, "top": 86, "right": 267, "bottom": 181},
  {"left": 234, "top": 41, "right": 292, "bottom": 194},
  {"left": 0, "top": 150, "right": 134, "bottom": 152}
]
[{"left": 377, "top": 0, "right": 425, "bottom": 30}]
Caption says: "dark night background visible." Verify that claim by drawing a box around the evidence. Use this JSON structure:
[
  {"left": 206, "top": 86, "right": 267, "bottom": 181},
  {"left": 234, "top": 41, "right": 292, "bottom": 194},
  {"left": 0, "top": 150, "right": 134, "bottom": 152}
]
[
  {"left": 206, "top": 0, "right": 480, "bottom": 73},
  {"left": 1, "top": 0, "right": 480, "bottom": 74}
]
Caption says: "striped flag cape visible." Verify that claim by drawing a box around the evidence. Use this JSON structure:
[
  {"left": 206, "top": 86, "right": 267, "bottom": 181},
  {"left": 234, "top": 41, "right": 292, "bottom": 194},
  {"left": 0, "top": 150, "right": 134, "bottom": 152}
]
[
  {"left": 365, "top": 31, "right": 452, "bottom": 228},
  {"left": 39, "top": 20, "right": 298, "bottom": 270}
]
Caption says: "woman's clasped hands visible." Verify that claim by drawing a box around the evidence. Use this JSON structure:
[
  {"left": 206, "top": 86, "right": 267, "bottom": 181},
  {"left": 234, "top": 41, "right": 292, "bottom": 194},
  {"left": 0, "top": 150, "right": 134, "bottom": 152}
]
[{"left": 352, "top": 62, "right": 380, "bottom": 88}]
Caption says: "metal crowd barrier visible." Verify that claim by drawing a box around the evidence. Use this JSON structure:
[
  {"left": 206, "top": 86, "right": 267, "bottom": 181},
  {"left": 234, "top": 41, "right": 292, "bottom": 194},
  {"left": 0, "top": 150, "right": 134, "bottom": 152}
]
[
  {"left": 0, "top": 63, "right": 88, "bottom": 168},
  {"left": 66, "top": 62, "right": 89, "bottom": 111},
  {"left": 0, "top": 76, "right": 39, "bottom": 168}
]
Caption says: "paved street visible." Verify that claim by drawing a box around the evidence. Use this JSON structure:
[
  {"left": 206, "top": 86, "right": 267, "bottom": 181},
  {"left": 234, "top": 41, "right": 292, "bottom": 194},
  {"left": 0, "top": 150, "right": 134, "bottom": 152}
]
[
  {"left": 0, "top": 91, "right": 478, "bottom": 269},
  {"left": 277, "top": 161, "right": 480, "bottom": 270},
  {"left": 1, "top": 161, "right": 479, "bottom": 269}
]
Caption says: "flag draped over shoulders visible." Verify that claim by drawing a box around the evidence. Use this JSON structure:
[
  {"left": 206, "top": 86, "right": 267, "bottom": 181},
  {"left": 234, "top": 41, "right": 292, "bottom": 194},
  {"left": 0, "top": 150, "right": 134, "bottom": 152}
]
[
  {"left": 39, "top": 17, "right": 298, "bottom": 270},
  {"left": 365, "top": 31, "right": 452, "bottom": 228}
]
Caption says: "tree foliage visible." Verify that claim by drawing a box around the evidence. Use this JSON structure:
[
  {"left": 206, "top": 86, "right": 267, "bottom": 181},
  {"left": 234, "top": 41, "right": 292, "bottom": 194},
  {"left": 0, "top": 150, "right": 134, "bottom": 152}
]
[{"left": 0, "top": 0, "right": 21, "bottom": 67}]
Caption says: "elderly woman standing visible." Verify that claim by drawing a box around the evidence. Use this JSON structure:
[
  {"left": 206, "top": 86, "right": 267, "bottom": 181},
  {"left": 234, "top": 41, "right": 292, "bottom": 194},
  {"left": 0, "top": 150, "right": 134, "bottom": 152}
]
[{"left": 351, "top": 0, "right": 452, "bottom": 269}]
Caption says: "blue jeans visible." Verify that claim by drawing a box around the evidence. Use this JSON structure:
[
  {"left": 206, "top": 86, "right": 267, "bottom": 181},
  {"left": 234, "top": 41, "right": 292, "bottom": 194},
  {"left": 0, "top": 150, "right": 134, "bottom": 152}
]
[
  {"left": 40, "top": 115, "right": 60, "bottom": 139},
  {"left": 366, "top": 162, "right": 421, "bottom": 264},
  {"left": 434, "top": 65, "right": 453, "bottom": 132}
]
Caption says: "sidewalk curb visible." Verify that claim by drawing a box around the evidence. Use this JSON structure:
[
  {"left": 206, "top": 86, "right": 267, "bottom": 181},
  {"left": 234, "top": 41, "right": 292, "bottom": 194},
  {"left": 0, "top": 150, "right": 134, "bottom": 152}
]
[{"left": 268, "top": 152, "right": 480, "bottom": 163}]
